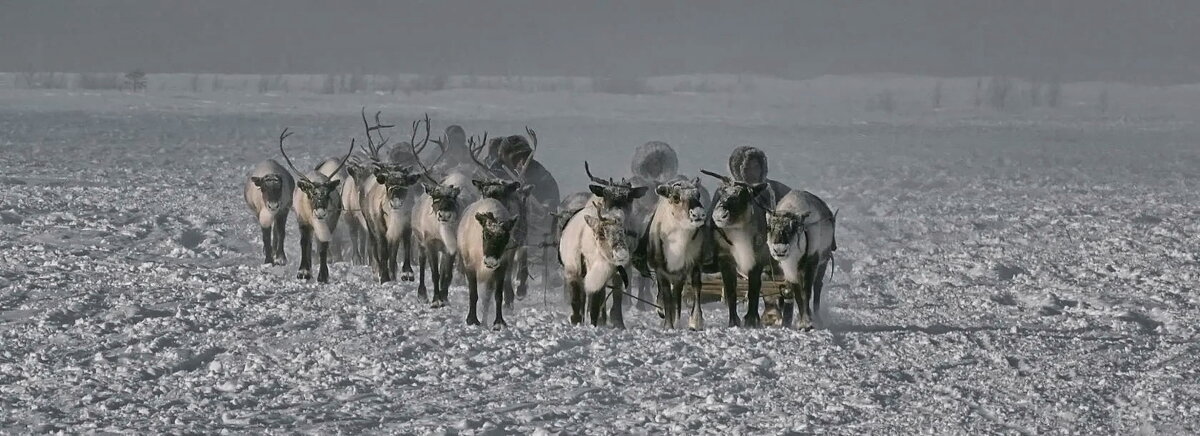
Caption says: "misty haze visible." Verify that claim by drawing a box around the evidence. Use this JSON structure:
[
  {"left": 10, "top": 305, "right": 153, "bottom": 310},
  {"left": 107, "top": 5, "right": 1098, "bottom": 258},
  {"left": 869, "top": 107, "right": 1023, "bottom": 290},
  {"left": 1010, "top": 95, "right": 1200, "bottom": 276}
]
[{"left": 1, "top": 1, "right": 1198, "bottom": 434}]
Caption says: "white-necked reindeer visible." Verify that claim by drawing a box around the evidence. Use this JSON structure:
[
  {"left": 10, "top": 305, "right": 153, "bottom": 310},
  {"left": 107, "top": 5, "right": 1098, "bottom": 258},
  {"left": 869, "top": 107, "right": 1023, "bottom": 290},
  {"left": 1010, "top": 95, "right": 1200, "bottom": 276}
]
[
  {"left": 702, "top": 146, "right": 795, "bottom": 327},
  {"left": 408, "top": 139, "right": 469, "bottom": 307},
  {"left": 559, "top": 201, "right": 634, "bottom": 328},
  {"left": 457, "top": 198, "right": 519, "bottom": 328},
  {"left": 244, "top": 159, "right": 294, "bottom": 265},
  {"left": 641, "top": 177, "right": 710, "bottom": 329},
  {"left": 278, "top": 129, "right": 354, "bottom": 283},
  {"left": 766, "top": 190, "right": 837, "bottom": 329},
  {"left": 556, "top": 162, "right": 648, "bottom": 328},
  {"left": 628, "top": 141, "right": 680, "bottom": 310},
  {"left": 361, "top": 114, "right": 432, "bottom": 284}
]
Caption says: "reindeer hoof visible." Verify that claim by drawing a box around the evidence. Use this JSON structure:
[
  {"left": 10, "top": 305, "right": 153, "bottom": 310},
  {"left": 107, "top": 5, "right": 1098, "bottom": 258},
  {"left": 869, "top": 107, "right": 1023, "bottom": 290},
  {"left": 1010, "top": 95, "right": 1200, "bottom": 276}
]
[
  {"left": 400, "top": 271, "right": 414, "bottom": 282},
  {"left": 569, "top": 314, "right": 582, "bottom": 325},
  {"left": 728, "top": 316, "right": 741, "bottom": 328},
  {"left": 273, "top": 256, "right": 288, "bottom": 266},
  {"left": 317, "top": 272, "right": 329, "bottom": 283},
  {"left": 743, "top": 314, "right": 761, "bottom": 328},
  {"left": 466, "top": 316, "right": 481, "bottom": 326},
  {"left": 610, "top": 320, "right": 626, "bottom": 330},
  {"left": 492, "top": 320, "right": 507, "bottom": 330},
  {"left": 297, "top": 270, "right": 312, "bottom": 281}
]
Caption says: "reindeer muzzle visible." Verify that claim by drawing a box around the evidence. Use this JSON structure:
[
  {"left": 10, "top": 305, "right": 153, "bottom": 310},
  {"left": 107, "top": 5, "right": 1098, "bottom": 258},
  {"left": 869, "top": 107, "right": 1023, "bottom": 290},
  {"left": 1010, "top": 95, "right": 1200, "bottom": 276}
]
[
  {"left": 688, "top": 207, "right": 708, "bottom": 226},
  {"left": 712, "top": 209, "right": 731, "bottom": 227},
  {"left": 389, "top": 198, "right": 405, "bottom": 210},
  {"left": 483, "top": 256, "right": 502, "bottom": 270},
  {"left": 437, "top": 211, "right": 455, "bottom": 223},
  {"left": 769, "top": 243, "right": 789, "bottom": 259},
  {"left": 266, "top": 201, "right": 280, "bottom": 211},
  {"left": 314, "top": 208, "right": 328, "bottom": 219},
  {"left": 612, "top": 248, "right": 631, "bottom": 265}
]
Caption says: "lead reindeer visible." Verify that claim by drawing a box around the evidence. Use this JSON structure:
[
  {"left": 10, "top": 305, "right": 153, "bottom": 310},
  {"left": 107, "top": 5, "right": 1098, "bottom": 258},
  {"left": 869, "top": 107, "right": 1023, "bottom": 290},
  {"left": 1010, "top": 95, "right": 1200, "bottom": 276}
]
[
  {"left": 457, "top": 197, "right": 519, "bottom": 328},
  {"left": 559, "top": 202, "right": 634, "bottom": 328},
  {"left": 361, "top": 114, "right": 432, "bottom": 283},
  {"left": 278, "top": 129, "right": 354, "bottom": 283},
  {"left": 408, "top": 137, "right": 472, "bottom": 307},
  {"left": 641, "top": 176, "right": 710, "bottom": 329},
  {"left": 244, "top": 159, "right": 294, "bottom": 265},
  {"left": 765, "top": 190, "right": 837, "bottom": 329}
]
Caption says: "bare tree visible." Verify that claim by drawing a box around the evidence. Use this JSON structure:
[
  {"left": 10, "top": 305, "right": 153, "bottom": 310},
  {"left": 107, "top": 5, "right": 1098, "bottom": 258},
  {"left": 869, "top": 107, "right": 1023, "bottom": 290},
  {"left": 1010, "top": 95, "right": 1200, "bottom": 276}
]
[{"left": 124, "top": 70, "right": 147, "bottom": 92}]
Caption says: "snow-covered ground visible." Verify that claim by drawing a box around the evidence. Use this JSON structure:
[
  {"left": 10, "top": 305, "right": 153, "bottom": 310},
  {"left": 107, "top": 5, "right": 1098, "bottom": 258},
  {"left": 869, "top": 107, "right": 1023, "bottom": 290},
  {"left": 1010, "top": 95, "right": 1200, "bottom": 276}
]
[{"left": 1, "top": 86, "right": 1199, "bottom": 434}]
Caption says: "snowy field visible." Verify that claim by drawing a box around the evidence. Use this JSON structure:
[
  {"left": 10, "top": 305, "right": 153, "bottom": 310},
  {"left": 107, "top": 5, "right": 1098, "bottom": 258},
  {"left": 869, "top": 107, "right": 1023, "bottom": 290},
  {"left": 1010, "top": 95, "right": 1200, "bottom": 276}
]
[{"left": 2, "top": 84, "right": 1200, "bottom": 434}]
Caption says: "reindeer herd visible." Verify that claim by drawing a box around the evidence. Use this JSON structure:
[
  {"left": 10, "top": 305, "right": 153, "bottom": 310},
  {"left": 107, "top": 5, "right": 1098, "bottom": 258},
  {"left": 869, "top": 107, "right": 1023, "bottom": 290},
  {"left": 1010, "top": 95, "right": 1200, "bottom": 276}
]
[{"left": 244, "top": 109, "right": 837, "bottom": 331}]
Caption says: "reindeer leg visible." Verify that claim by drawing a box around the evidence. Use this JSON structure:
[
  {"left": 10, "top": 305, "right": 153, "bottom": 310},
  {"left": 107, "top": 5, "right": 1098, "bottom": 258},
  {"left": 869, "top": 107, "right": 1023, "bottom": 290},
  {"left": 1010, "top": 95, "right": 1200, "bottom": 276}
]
[
  {"left": 492, "top": 265, "right": 507, "bottom": 329},
  {"left": 609, "top": 277, "right": 625, "bottom": 330},
  {"left": 297, "top": 225, "right": 313, "bottom": 281},
  {"left": 812, "top": 260, "right": 828, "bottom": 327},
  {"left": 260, "top": 226, "right": 273, "bottom": 265},
  {"left": 400, "top": 228, "right": 414, "bottom": 282},
  {"left": 781, "top": 286, "right": 795, "bottom": 329},
  {"left": 656, "top": 275, "right": 672, "bottom": 327},
  {"left": 417, "top": 245, "right": 429, "bottom": 303},
  {"left": 273, "top": 213, "right": 288, "bottom": 265},
  {"left": 797, "top": 258, "right": 817, "bottom": 330},
  {"left": 588, "top": 290, "right": 606, "bottom": 327},
  {"left": 466, "top": 271, "right": 480, "bottom": 326},
  {"left": 743, "top": 265, "right": 763, "bottom": 328},
  {"left": 502, "top": 256, "right": 516, "bottom": 310},
  {"left": 720, "top": 262, "right": 740, "bottom": 327},
  {"left": 438, "top": 253, "right": 455, "bottom": 306},
  {"left": 317, "top": 241, "right": 331, "bottom": 283},
  {"left": 375, "top": 236, "right": 391, "bottom": 283},
  {"left": 688, "top": 268, "right": 704, "bottom": 330},
  {"left": 568, "top": 278, "right": 585, "bottom": 325}
]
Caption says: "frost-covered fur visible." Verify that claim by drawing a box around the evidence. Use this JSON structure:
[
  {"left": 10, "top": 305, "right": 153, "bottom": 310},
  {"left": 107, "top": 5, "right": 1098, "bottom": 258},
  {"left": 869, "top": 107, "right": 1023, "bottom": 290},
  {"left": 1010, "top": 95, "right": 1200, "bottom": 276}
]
[
  {"left": 411, "top": 174, "right": 465, "bottom": 306},
  {"left": 361, "top": 168, "right": 421, "bottom": 283},
  {"left": 559, "top": 202, "right": 632, "bottom": 328},
  {"left": 292, "top": 170, "right": 343, "bottom": 283},
  {"left": 766, "top": 190, "right": 837, "bottom": 329},
  {"left": 244, "top": 159, "right": 293, "bottom": 266}
]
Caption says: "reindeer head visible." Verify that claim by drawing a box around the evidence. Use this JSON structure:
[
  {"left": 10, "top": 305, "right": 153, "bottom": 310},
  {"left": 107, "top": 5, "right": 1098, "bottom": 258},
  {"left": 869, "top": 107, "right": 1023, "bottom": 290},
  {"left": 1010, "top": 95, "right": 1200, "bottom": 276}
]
[
  {"left": 656, "top": 177, "right": 707, "bottom": 229},
  {"left": 584, "top": 161, "right": 648, "bottom": 215},
  {"left": 703, "top": 170, "right": 767, "bottom": 228},
  {"left": 297, "top": 176, "right": 342, "bottom": 219},
  {"left": 424, "top": 183, "right": 462, "bottom": 223},
  {"left": 251, "top": 174, "right": 287, "bottom": 211},
  {"left": 374, "top": 165, "right": 422, "bottom": 210},
  {"left": 584, "top": 214, "right": 631, "bottom": 265},
  {"left": 475, "top": 212, "right": 518, "bottom": 270},
  {"left": 767, "top": 211, "right": 809, "bottom": 260},
  {"left": 473, "top": 178, "right": 530, "bottom": 203}
]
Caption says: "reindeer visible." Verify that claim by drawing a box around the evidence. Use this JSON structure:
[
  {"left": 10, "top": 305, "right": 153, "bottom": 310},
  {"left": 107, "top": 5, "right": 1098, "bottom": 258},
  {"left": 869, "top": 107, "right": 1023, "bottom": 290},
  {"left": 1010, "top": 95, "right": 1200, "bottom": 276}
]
[
  {"left": 361, "top": 114, "right": 432, "bottom": 284},
  {"left": 408, "top": 139, "right": 469, "bottom": 307},
  {"left": 559, "top": 202, "right": 634, "bottom": 328},
  {"left": 641, "top": 176, "right": 711, "bottom": 329},
  {"left": 278, "top": 129, "right": 354, "bottom": 283},
  {"left": 340, "top": 109, "right": 405, "bottom": 266},
  {"left": 457, "top": 199, "right": 519, "bottom": 328},
  {"left": 765, "top": 190, "right": 837, "bottom": 329},
  {"left": 701, "top": 168, "right": 772, "bottom": 327},
  {"left": 244, "top": 159, "right": 294, "bottom": 265}
]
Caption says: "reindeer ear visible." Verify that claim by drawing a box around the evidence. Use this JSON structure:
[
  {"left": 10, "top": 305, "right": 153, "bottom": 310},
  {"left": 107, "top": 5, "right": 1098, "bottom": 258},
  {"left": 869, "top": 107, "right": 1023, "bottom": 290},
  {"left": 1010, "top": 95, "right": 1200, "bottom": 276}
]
[
  {"left": 375, "top": 173, "right": 388, "bottom": 184},
  {"left": 251, "top": 176, "right": 265, "bottom": 187},
  {"left": 447, "top": 186, "right": 461, "bottom": 198},
  {"left": 655, "top": 184, "right": 671, "bottom": 197},
  {"left": 297, "top": 180, "right": 313, "bottom": 191},
  {"left": 472, "top": 179, "right": 487, "bottom": 190},
  {"left": 588, "top": 184, "right": 606, "bottom": 197},
  {"left": 328, "top": 179, "right": 341, "bottom": 190},
  {"left": 475, "top": 212, "right": 490, "bottom": 225},
  {"left": 421, "top": 181, "right": 436, "bottom": 193},
  {"left": 629, "top": 186, "right": 649, "bottom": 199},
  {"left": 584, "top": 215, "right": 600, "bottom": 229}
]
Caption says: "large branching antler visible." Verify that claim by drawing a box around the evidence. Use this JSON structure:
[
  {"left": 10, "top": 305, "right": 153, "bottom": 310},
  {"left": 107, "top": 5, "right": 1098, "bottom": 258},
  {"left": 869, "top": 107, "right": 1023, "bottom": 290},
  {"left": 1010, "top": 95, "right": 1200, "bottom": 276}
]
[
  {"left": 278, "top": 128, "right": 311, "bottom": 183},
  {"left": 466, "top": 132, "right": 492, "bottom": 174},
  {"left": 407, "top": 113, "right": 445, "bottom": 183},
  {"left": 358, "top": 107, "right": 394, "bottom": 161}
]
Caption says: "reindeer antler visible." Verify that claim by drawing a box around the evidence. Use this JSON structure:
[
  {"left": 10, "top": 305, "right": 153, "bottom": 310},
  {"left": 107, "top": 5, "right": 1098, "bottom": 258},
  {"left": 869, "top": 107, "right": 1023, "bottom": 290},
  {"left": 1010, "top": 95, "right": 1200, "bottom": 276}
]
[
  {"left": 278, "top": 128, "right": 311, "bottom": 183},
  {"left": 407, "top": 113, "right": 445, "bottom": 183},
  {"left": 700, "top": 169, "right": 732, "bottom": 184},
  {"left": 466, "top": 132, "right": 492, "bottom": 174},
  {"left": 359, "top": 107, "right": 394, "bottom": 161}
]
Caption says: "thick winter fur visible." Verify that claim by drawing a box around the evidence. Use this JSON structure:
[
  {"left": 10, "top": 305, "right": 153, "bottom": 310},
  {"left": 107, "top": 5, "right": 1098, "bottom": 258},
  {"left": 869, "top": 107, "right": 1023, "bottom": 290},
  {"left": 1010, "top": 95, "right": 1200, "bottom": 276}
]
[
  {"left": 643, "top": 177, "right": 710, "bottom": 329},
  {"left": 411, "top": 177, "right": 464, "bottom": 306},
  {"left": 292, "top": 170, "right": 343, "bottom": 283},
  {"left": 708, "top": 173, "right": 771, "bottom": 327},
  {"left": 244, "top": 159, "right": 294, "bottom": 265},
  {"left": 472, "top": 178, "right": 532, "bottom": 306},
  {"left": 457, "top": 199, "right": 518, "bottom": 327},
  {"left": 559, "top": 202, "right": 633, "bottom": 328},
  {"left": 728, "top": 145, "right": 792, "bottom": 209},
  {"left": 361, "top": 166, "right": 422, "bottom": 283},
  {"left": 766, "top": 190, "right": 837, "bottom": 329}
]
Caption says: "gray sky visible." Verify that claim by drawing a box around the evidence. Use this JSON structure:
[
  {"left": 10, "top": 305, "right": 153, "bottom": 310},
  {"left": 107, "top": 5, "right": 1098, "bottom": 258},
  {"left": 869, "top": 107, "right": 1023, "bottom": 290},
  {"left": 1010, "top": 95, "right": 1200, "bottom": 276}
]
[{"left": 2, "top": 0, "right": 1198, "bottom": 83}]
